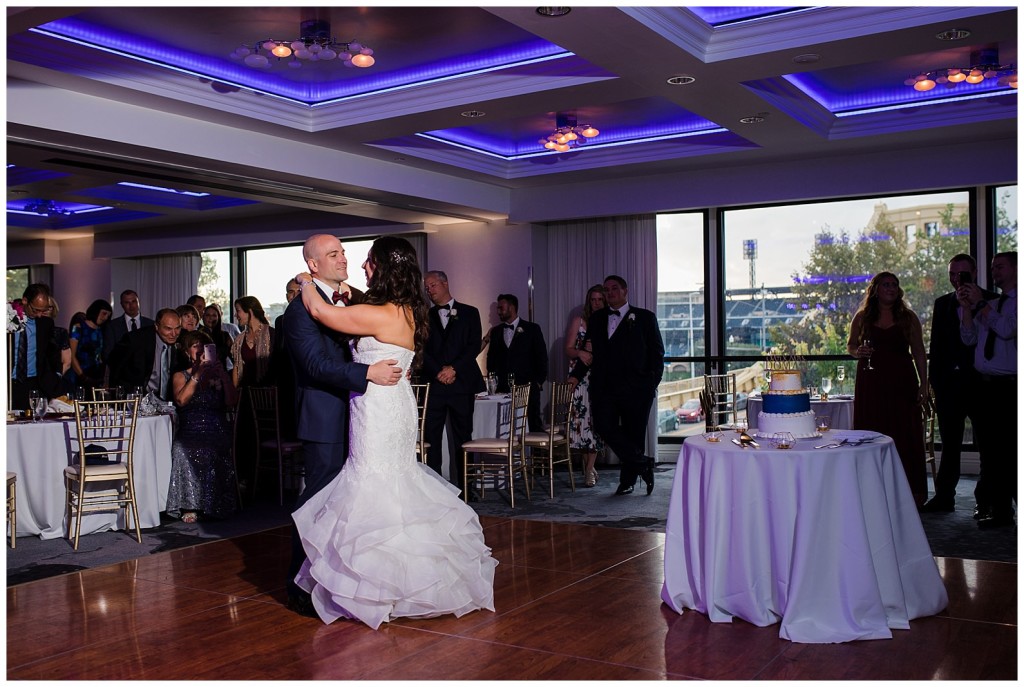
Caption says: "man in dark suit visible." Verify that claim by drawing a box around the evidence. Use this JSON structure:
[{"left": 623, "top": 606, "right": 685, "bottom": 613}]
[
  {"left": 422, "top": 270, "right": 485, "bottom": 493},
  {"left": 571, "top": 275, "right": 664, "bottom": 496},
  {"left": 102, "top": 289, "right": 155, "bottom": 366},
  {"left": 283, "top": 234, "right": 402, "bottom": 616},
  {"left": 10, "top": 283, "right": 63, "bottom": 410},
  {"left": 485, "top": 293, "right": 548, "bottom": 431},
  {"left": 921, "top": 254, "right": 997, "bottom": 515},
  {"left": 107, "top": 308, "right": 183, "bottom": 401}
]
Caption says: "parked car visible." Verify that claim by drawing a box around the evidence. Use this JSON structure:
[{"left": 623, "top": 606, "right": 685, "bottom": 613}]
[
  {"left": 676, "top": 399, "right": 704, "bottom": 423},
  {"left": 658, "top": 408, "right": 679, "bottom": 433}
]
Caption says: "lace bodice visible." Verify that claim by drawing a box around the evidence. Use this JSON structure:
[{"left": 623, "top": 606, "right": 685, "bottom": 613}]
[{"left": 346, "top": 337, "right": 417, "bottom": 477}]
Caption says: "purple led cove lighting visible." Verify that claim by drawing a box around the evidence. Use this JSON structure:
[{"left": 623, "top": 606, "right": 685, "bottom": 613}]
[
  {"left": 8, "top": 199, "right": 112, "bottom": 214},
  {"left": 31, "top": 19, "right": 573, "bottom": 106},
  {"left": 689, "top": 7, "right": 815, "bottom": 26}
]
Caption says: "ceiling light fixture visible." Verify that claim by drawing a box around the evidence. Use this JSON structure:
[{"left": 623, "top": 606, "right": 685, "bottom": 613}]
[
  {"left": 24, "top": 200, "right": 72, "bottom": 217},
  {"left": 536, "top": 7, "right": 572, "bottom": 17},
  {"left": 539, "top": 112, "right": 599, "bottom": 152},
  {"left": 906, "top": 47, "right": 1016, "bottom": 91},
  {"left": 667, "top": 75, "right": 696, "bottom": 85},
  {"left": 935, "top": 28, "right": 971, "bottom": 41},
  {"left": 231, "top": 19, "right": 375, "bottom": 70},
  {"left": 461, "top": 110, "right": 486, "bottom": 118}
]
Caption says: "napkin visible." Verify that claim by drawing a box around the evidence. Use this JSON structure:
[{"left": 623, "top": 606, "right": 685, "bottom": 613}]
[{"left": 47, "top": 398, "right": 75, "bottom": 413}]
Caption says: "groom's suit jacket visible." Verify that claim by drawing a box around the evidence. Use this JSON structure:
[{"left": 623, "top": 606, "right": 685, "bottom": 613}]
[
  {"left": 573, "top": 305, "right": 664, "bottom": 400},
  {"left": 422, "top": 300, "right": 486, "bottom": 396},
  {"left": 283, "top": 285, "right": 369, "bottom": 445}
]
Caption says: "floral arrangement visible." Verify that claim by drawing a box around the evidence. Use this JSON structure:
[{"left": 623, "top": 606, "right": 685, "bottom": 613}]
[{"left": 7, "top": 301, "right": 25, "bottom": 333}]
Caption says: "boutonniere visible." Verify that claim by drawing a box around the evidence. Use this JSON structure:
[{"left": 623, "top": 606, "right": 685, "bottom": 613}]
[
  {"left": 7, "top": 301, "right": 25, "bottom": 333},
  {"left": 628, "top": 313, "right": 636, "bottom": 323},
  {"left": 448, "top": 308, "right": 458, "bottom": 321},
  {"left": 515, "top": 326, "right": 524, "bottom": 335}
]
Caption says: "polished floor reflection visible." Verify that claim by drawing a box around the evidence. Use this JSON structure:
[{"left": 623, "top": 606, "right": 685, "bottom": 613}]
[{"left": 6, "top": 518, "right": 1017, "bottom": 680}]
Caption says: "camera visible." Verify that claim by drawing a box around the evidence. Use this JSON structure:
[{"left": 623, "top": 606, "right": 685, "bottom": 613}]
[{"left": 957, "top": 271, "right": 973, "bottom": 285}]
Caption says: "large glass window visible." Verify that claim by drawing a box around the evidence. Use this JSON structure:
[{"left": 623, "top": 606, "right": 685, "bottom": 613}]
[
  {"left": 199, "top": 251, "right": 231, "bottom": 319},
  {"left": 241, "top": 239, "right": 374, "bottom": 324},
  {"left": 7, "top": 268, "right": 29, "bottom": 303},
  {"left": 656, "top": 212, "right": 705, "bottom": 439},
  {"left": 994, "top": 185, "right": 1017, "bottom": 254}
]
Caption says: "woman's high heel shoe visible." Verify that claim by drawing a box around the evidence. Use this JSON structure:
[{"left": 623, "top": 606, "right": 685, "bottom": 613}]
[{"left": 585, "top": 468, "right": 597, "bottom": 488}]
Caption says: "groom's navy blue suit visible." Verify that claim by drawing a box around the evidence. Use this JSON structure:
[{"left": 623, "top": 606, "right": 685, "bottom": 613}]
[{"left": 283, "top": 284, "right": 369, "bottom": 596}]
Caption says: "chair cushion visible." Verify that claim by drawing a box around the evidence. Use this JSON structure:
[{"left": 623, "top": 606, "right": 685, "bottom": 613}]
[
  {"left": 524, "top": 431, "right": 567, "bottom": 446},
  {"left": 64, "top": 463, "right": 129, "bottom": 478},
  {"left": 461, "top": 439, "right": 513, "bottom": 451}
]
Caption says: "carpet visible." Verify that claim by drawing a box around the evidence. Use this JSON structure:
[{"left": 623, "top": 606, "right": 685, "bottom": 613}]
[{"left": 6, "top": 466, "right": 1015, "bottom": 587}]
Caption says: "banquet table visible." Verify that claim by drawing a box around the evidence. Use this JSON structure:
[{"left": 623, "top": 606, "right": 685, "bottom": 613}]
[
  {"left": 661, "top": 430, "right": 948, "bottom": 643},
  {"left": 746, "top": 394, "right": 854, "bottom": 430},
  {"left": 6, "top": 413, "right": 174, "bottom": 540},
  {"left": 440, "top": 394, "right": 512, "bottom": 480}
]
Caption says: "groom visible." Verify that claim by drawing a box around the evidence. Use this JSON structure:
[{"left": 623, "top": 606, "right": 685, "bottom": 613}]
[{"left": 283, "top": 234, "right": 402, "bottom": 616}]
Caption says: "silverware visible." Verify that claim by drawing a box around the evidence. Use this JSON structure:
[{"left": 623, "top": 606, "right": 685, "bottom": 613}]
[
  {"left": 814, "top": 438, "right": 849, "bottom": 449},
  {"left": 731, "top": 438, "right": 747, "bottom": 449}
]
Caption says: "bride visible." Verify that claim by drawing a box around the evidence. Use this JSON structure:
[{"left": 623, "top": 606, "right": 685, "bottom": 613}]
[{"left": 292, "top": 236, "right": 497, "bottom": 629}]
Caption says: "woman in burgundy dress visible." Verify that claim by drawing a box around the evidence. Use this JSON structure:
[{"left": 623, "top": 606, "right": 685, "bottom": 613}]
[{"left": 847, "top": 272, "right": 929, "bottom": 506}]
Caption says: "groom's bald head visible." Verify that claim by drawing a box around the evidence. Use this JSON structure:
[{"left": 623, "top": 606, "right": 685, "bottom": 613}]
[{"left": 303, "top": 234, "right": 348, "bottom": 287}]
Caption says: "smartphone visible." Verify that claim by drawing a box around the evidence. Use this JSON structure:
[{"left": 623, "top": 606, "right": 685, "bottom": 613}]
[
  {"left": 957, "top": 271, "right": 973, "bottom": 285},
  {"left": 203, "top": 343, "right": 218, "bottom": 364}
]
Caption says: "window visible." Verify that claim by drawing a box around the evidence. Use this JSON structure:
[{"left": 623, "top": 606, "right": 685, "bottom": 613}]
[
  {"left": 656, "top": 212, "right": 705, "bottom": 439},
  {"left": 241, "top": 239, "right": 375, "bottom": 324},
  {"left": 994, "top": 185, "right": 1017, "bottom": 254},
  {"left": 7, "top": 268, "right": 29, "bottom": 303},
  {"left": 199, "top": 251, "right": 231, "bottom": 319}
]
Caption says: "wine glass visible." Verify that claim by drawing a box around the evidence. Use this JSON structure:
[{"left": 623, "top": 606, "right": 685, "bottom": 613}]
[
  {"left": 836, "top": 365, "right": 846, "bottom": 394},
  {"left": 31, "top": 391, "right": 47, "bottom": 422},
  {"left": 863, "top": 338, "right": 875, "bottom": 370},
  {"left": 821, "top": 377, "right": 832, "bottom": 400}
]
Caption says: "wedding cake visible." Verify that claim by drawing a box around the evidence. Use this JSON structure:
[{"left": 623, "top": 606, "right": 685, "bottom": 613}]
[{"left": 756, "top": 370, "right": 817, "bottom": 438}]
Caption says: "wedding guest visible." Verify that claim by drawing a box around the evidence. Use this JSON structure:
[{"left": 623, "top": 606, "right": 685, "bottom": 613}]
[
  {"left": 565, "top": 284, "right": 607, "bottom": 487},
  {"left": 957, "top": 251, "right": 1017, "bottom": 529},
  {"left": 230, "top": 295, "right": 275, "bottom": 496},
  {"left": 485, "top": 293, "right": 548, "bottom": 431},
  {"left": 922, "top": 254, "right": 996, "bottom": 514},
  {"left": 166, "top": 330, "right": 239, "bottom": 523},
  {"left": 108, "top": 308, "right": 183, "bottom": 401},
  {"left": 847, "top": 271, "right": 928, "bottom": 506},
  {"left": 186, "top": 295, "right": 207, "bottom": 330},
  {"left": 202, "top": 305, "right": 234, "bottom": 368},
  {"left": 10, "top": 284, "right": 63, "bottom": 410},
  {"left": 69, "top": 299, "right": 113, "bottom": 391},
  {"left": 176, "top": 304, "right": 202, "bottom": 333},
  {"left": 47, "top": 296, "right": 74, "bottom": 381},
  {"left": 212, "top": 303, "right": 242, "bottom": 340},
  {"left": 102, "top": 289, "right": 154, "bottom": 364},
  {"left": 570, "top": 275, "right": 664, "bottom": 496}
]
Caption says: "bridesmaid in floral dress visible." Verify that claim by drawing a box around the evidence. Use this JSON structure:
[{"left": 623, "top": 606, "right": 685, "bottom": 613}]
[{"left": 565, "top": 285, "right": 607, "bottom": 487}]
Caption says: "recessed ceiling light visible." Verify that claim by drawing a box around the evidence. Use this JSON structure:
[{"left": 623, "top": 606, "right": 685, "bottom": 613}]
[
  {"left": 667, "top": 75, "right": 696, "bottom": 85},
  {"left": 792, "top": 53, "right": 820, "bottom": 64},
  {"left": 536, "top": 7, "right": 571, "bottom": 17},
  {"left": 461, "top": 110, "right": 486, "bottom": 118},
  {"left": 936, "top": 28, "right": 971, "bottom": 41},
  {"left": 739, "top": 115, "right": 766, "bottom": 124}
]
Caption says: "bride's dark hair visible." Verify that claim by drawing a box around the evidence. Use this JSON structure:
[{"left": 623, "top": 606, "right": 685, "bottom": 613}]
[{"left": 361, "top": 235, "right": 430, "bottom": 369}]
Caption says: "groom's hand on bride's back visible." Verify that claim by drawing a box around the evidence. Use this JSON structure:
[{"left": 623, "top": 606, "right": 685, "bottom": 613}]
[{"left": 367, "top": 359, "right": 403, "bottom": 386}]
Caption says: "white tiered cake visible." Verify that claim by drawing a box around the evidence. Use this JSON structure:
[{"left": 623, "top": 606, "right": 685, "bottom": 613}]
[{"left": 756, "top": 370, "right": 817, "bottom": 438}]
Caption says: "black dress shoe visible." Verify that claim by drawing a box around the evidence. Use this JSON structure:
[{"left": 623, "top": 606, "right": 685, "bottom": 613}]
[
  {"left": 287, "top": 591, "right": 318, "bottom": 619},
  {"left": 974, "top": 505, "right": 992, "bottom": 520},
  {"left": 919, "top": 497, "right": 955, "bottom": 513},
  {"left": 640, "top": 464, "right": 655, "bottom": 496},
  {"left": 615, "top": 484, "right": 634, "bottom": 496},
  {"left": 978, "top": 513, "right": 1015, "bottom": 529}
]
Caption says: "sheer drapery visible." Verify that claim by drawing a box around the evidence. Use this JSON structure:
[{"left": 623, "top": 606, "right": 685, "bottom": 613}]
[
  {"left": 539, "top": 214, "right": 659, "bottom": 457},
  {"left": 111, "top": 254, "right": 202, "bottom": 317}
]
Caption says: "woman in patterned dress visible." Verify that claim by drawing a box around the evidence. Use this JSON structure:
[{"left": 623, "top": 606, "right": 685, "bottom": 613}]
[{"left": 565, "top": 284, "right": 607, "bottom": 487}]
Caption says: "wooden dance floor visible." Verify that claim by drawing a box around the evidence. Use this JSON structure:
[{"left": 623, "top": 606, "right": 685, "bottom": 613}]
[{"left": 7, "top": 517, "right": 1017, "bottom": 680}]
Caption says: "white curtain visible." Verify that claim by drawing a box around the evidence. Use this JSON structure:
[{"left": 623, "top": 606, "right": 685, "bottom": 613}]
[
  {"left": 538, "top": 214, "right": 659, "bottom": 457},
  {"left": 111, "top": 254, "right": 202, "bottom": 317}
]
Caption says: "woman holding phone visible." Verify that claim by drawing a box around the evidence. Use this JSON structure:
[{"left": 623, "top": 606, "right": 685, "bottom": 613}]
[{"left": 166, "top": 330, "right": 240, "bottom": 523}]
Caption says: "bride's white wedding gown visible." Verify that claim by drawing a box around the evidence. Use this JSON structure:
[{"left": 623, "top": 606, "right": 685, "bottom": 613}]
[{"left": 293, "top": 337, "right": 497, "bottom": 628}]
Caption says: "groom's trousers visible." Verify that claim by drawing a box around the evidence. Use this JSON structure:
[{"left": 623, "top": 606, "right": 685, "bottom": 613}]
[{"left": 287, "top": 440, "right": 346, "bottom": 595}]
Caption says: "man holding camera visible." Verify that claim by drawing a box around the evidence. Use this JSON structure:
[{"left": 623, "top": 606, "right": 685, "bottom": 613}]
[{"left": 921, "top": 254, "right": 996, "bottom": 515}]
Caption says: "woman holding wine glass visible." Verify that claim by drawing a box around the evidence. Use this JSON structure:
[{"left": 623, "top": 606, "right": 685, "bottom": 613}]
[{"left": 846, "top": 271, "right": 929, "bottom": 506}]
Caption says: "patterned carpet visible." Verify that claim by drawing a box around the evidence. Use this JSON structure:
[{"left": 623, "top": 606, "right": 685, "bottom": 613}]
[{"left": 6, "top": 466, "right": 1015, "bottom": 586}]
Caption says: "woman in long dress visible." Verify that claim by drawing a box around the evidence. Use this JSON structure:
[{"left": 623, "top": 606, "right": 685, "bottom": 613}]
[
  {"left": 565, "top": 284, "right": 606, "bottom": 487},
  {"left": 847, "top": 271, "right": 928, "bottom": 505},
  {"left": 292, "top": 236, "right": 497, "bottom": 629}
]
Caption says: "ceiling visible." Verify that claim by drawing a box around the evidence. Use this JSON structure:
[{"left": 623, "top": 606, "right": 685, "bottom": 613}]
[{"left": 6, "top": 5, "right": 1018, "bottom": 243}]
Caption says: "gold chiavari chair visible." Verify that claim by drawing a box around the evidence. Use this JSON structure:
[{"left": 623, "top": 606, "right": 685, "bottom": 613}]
[
  {"left": 461, "top": 383, "right": 531, "bottom": 508},
  {"left": 524, "top": 381, "right": 576, "bottom": 498},
  {"left": 412, "top": 383, "right": 431, "bottom": 464}
]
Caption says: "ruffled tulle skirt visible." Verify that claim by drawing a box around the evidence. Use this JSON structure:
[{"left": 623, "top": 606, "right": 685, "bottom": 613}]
[{"left": 293, "top": 461, "right": 497, "bottom": 629}]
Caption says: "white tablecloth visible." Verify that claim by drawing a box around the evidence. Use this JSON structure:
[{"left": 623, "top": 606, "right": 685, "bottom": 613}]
[
  {"left": 6, "top": 414, "right": 174, "bottom": 540},
  {"left": 661, "top": 430, "right": 947, "bottom": 643},
  {"left": 746, "top": 395, "right": 854, "bottom": 430},
  {"left": 440, "top": 395, "right": 511, "bottom": 480}
]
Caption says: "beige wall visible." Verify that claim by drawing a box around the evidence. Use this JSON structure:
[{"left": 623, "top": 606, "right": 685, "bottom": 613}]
[{"left": 51, "top": 237, "right": 112, "bottom": 328}]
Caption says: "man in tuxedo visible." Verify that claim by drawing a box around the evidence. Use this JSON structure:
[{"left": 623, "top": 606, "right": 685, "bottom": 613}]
[
  {"left": 102, "top": 290, "right": 154, "bottom": 365},
  {"left": 921, "top": 254, "right": 997, "bottom": 515},
  {"left": 107, "top": 308, "right": 183, "bottom": 401},
  {"left": 485, "top": 293, "right": 548, "bottom": 431},
  {"left": 422, "top": 270, "right": 485, "bottom": 493},
  {"left": 10, "top": 283, "right": 63, "bottom": 410},
  {"left": 283, "top": 233, "right": 402, "bottom": 616},
  {"left": 571, "top": 275, "right": 664, "bottom": 496}
]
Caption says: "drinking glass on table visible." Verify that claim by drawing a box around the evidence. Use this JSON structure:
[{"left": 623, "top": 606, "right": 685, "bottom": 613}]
[
  {"left": 30, "top": 391, "right": 47, "bottom": 421},
  {"left": 820, "top": 377, "right": 832, "bottom": 400},
  {"left": 836, "top": 365, "right": 846, "bottom": 394}
]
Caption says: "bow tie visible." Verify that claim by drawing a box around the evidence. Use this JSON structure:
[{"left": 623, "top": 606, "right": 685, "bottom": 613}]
[
  {"left": 503, "top": 323, "right": 514, "bottom": 330},
  {"left": 332, "top": 291, "right": 350, "bottom": 305},
  {"left": 438, "top": 304, "right": 451, "bottom": 311},
  {"left": 609, "top": 309, "right": 621, "bottom": 317}
]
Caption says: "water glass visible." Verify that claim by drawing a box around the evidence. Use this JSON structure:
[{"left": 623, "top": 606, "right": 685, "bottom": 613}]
[
  {"left": 507, "top": 373, "right": 516, "bottom": 391},
  {"left": 486, "top": 373, "right": 497, "bottom": 396},
  {"left": 28, "top": 390, "right": 41, "bottom": 421},
  {"left": 31, "top": 392, "right": 47, "bottom": 421},
  {"left": 820, "top": 377, "right": 832, "bottom": 401}
]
